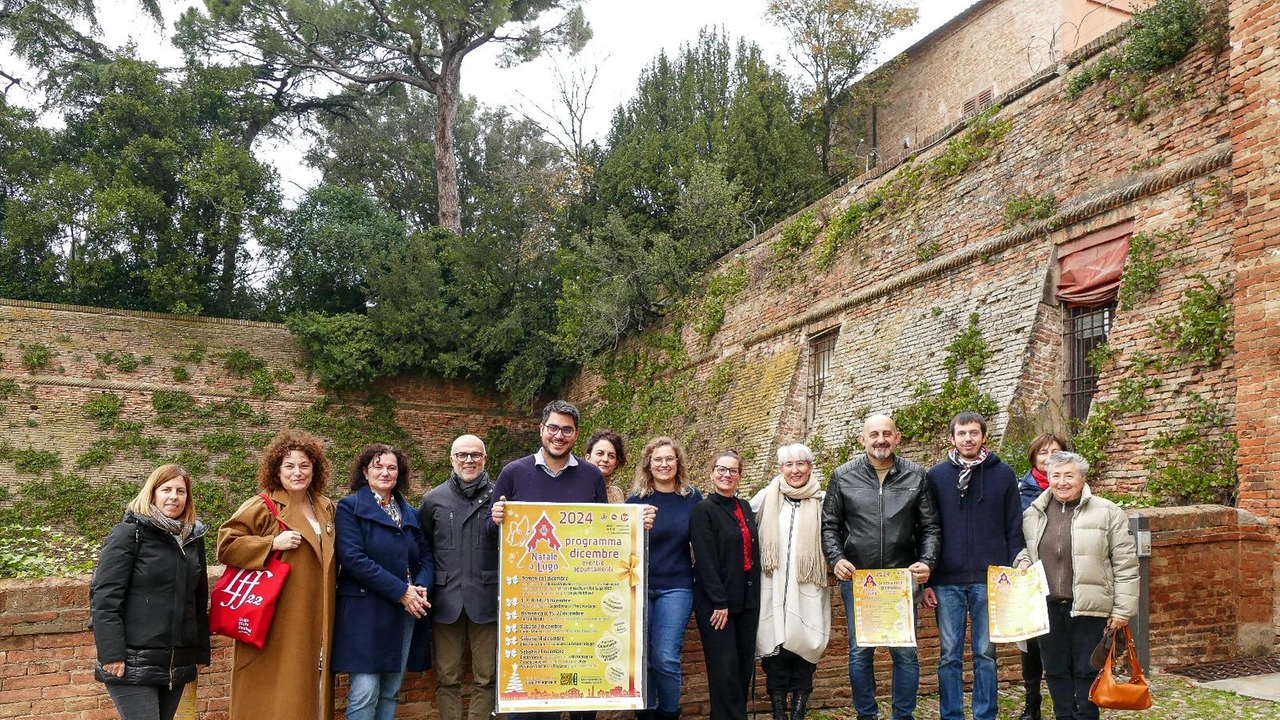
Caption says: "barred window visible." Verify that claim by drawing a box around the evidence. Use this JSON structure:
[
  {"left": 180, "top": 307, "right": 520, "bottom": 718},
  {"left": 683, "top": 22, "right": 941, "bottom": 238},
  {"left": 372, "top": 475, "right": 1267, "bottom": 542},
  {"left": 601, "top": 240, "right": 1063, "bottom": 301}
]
[
  {"left": 1064, "top": 303, "right": 1115, "bottom": 421},
  {"left": 804, "top": 330, "right": 838, "bottom": 431}
]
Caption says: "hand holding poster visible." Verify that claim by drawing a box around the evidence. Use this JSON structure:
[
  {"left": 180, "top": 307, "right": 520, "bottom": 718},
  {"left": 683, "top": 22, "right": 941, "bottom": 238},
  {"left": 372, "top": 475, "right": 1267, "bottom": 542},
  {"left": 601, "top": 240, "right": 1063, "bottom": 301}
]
[
  {"left": 851, "top": 568, "right": 916, "bottom": 647},
  {"left": 987, "top": 561, "right": 1050, "bottom": 643},
  {"left": 497, "top": 502, "right": 647, "bottom": 713}
]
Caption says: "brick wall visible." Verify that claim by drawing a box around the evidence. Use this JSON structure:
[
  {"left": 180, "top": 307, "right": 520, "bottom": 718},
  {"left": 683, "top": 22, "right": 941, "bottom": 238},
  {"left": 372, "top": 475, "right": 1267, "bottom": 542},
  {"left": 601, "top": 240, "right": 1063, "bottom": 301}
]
[
  {"left": 0, "top": 300, "right": 534, "bottom": 500},
  {"left": 2, "top": 505, "right": 1263, "bottom": 719}
]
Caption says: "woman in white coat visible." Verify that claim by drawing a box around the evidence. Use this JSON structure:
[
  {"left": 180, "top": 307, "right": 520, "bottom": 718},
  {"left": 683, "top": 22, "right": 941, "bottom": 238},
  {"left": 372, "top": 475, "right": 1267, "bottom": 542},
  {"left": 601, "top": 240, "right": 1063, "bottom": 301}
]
[{"left": 750, "top": 443, "right": 830, "bottom": 720}]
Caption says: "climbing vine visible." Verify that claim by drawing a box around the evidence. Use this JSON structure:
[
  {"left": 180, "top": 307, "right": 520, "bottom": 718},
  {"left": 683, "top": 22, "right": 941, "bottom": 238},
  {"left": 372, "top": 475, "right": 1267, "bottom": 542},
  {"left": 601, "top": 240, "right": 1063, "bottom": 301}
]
[
  {"left": 1144, "top": 392, "right": 1237, "bottom": 504},
  {"left": 894, "top": 313, "right": 1000, "bottom": 454}
]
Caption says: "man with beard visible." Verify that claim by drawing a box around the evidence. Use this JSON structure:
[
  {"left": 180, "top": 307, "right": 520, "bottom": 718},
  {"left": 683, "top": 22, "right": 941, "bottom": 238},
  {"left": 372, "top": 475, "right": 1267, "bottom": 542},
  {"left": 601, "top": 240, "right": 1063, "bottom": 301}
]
[
  {"left": 420, "top": 434, "right": 498, "bottom": 720},
  {"left": 923, "top": 411, "right": 1022, "bottom": 720},
  {"left": 489, "top": 400, "right": 609, "bottom": 720},
  {"left": 821, "top": 414, "right": 941, "bottom": 720}
]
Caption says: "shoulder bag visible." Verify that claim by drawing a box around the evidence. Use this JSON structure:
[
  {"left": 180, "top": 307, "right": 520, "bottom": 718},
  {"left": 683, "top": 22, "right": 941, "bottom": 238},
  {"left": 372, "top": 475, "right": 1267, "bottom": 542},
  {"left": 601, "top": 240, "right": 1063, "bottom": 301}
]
[
  {"left": 1088, "top": 625, "right": 1153, "bottom": 710},
  {"left": 208, "top": 493, "right": 292, "bottom": 648}
]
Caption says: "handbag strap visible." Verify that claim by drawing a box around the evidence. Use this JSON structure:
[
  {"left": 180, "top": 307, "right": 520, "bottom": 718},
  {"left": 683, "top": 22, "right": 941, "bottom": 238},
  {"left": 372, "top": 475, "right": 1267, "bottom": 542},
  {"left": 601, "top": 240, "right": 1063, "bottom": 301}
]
[
  {"left": 258, "top": 493, "right": 290, "bottom": 532},
  {"left": 1119, "top": 625, "right": 1147, "bottom": 681}
]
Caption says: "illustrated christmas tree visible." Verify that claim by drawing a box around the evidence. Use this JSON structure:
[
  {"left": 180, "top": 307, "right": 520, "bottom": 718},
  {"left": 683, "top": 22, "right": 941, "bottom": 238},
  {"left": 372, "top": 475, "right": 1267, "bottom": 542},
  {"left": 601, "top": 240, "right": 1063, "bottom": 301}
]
[{"left": 505, "top": 665, "right": 525, "bottom": 694}]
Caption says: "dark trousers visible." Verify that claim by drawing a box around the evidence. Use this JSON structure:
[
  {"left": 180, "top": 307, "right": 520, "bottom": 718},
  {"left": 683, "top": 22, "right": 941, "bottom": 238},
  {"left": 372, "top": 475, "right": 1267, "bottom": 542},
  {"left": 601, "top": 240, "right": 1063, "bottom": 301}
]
[
  {"left": 761, "top": 649, "right": 816, "bottom": 695},
  {"left": 104, "top": 683, "right": 187, "bottom": 720},
  {"left": 693, "top": 595, "right": 760, "bottom": 720},
  {"left": 1038, "top": 602, "right": 1107, "bottom": 720},
  {"left": 1021, "top": 637, "right": 1044, "bottom": 701},
  {"left": 515, "top": 713, "right": 596, "bottom": 720}
]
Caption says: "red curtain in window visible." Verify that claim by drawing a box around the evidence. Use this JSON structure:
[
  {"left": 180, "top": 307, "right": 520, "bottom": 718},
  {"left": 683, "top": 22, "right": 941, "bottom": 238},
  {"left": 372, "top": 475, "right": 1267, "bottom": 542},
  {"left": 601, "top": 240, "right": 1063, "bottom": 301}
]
[{"left": 1055, "top": 221, "right": 1133, "bottom": 306}]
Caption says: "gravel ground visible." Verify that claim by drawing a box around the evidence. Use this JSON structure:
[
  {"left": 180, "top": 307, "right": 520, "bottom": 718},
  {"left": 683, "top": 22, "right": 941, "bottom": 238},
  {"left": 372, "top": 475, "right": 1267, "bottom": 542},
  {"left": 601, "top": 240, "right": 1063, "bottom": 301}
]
[{"left": 807, "top": 675, "right": 1280, "bottom": 719}]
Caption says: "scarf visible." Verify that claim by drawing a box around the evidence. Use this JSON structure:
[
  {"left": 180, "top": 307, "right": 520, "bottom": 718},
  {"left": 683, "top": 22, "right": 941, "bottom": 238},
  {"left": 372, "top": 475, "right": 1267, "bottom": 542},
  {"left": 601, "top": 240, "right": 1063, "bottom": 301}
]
[
  {"left": 1031, "top": 466, "right": 1049, "bottom": 490},
  {"left": 451, "top": 470, "right": 491, "bottom": 500},
  {"left": 147, "top": 504, "right": 195, "bottom": 545},
  {"left": 947, "top": 446, "right": 989, "bottom": 498},
  {"left": 757, "top": 473, "right": 826, "bottom": 585},
  {"left": 373, "top": 489, "right": 403, "bottom": 526}
]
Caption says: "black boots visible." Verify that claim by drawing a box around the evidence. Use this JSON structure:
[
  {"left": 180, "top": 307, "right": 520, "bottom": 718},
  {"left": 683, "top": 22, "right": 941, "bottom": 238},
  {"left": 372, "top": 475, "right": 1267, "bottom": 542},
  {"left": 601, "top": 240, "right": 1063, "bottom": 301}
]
[
  {"left": 789, "top": 691, "right": 810, "bottom": 720},
  {"left": 770, "top": 692, "right": 788, "bottom": 720},
  {"left": 1018, "top": 693, "right": 1042, "bottom": 720}
]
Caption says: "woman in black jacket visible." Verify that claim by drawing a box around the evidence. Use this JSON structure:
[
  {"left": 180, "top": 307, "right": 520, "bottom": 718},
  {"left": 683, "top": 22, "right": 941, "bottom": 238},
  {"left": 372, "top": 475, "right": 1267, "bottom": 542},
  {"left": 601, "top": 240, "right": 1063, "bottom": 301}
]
[
  {"left": 91, "top": 464, "right": 209, "bottom": 720},
  {"left": 690, "top": 450, "right": 761, "bottom": 720}
]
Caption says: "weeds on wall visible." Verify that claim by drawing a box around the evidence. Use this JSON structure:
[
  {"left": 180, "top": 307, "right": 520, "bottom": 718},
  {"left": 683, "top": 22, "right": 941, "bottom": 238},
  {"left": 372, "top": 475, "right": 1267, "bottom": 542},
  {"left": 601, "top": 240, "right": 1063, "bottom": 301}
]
[
  {"left": 20, "top": 342, "right": 52, "bottom": 373},
  {"left": 1153, "top": 275, "right": 1233, "bottom": 365},
  {"left": 1003, "top": 192, "right": 1057, "bottom": 228},
  {"left": 1064, "top": 0, "right": 1219, "bottom": 121},
  {"left": 894, "top": 313, "right": 1000, "bottom": 459},
  {"left": 689, "top": 263, "right": 748, "bottom": 344},
  {"left": 0, "top": 346, "right": 431, "bottom": 574},
  {"left": 1145, "top": 392, "right": 1237, "bottom": 504},
  {"left": 777, "top": 107, "right": 1012, "bottom": 276},
  {"left": 1118, "top": 230, "right": 1189, "bottom": 310}
]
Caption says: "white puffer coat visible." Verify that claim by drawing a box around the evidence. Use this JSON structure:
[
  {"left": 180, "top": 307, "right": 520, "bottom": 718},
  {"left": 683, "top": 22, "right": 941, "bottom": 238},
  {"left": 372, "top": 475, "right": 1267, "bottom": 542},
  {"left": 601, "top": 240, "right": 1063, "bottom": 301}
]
[{"left": 1017, "top": 484, "right": 1140, "bottom": 619}]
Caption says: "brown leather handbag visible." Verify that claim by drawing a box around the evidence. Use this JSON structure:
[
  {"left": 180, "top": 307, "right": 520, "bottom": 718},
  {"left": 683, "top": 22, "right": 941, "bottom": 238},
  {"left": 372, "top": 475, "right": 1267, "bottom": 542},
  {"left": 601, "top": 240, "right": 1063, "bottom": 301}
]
[{"left": 1089, "top": 625, "right": 1153, "bottom": 710}]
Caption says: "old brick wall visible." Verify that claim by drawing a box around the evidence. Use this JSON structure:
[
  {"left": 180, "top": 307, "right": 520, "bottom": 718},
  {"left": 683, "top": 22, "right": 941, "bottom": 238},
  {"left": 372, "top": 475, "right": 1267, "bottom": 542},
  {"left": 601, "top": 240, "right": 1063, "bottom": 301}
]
[
  {"left": 2, "top": 505, "right": 1261, "bottom": 719},
  {"left": 0, "top": 300, "right": 533, "bottom": 501}
]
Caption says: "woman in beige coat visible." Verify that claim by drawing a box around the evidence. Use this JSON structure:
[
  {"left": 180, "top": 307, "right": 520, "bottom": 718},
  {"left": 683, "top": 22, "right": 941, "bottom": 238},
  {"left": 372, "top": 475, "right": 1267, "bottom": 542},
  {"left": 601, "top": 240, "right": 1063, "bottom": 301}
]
[
  {"left": 1016, "top": 451, "right": 1138, "bottom": 720},
  {"left": 218, "top": 429, "right": 338, "bottom": 720}
]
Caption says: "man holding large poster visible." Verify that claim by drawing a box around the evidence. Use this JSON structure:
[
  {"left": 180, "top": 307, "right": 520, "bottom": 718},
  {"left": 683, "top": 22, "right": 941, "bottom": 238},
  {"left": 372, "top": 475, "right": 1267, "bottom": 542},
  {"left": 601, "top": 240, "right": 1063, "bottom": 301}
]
[
  {"left": 821, "top": 414, "right": 941, "bottom": 720},
  {"left": 489, "top": 400, "right": 654, "bottom": 720}
]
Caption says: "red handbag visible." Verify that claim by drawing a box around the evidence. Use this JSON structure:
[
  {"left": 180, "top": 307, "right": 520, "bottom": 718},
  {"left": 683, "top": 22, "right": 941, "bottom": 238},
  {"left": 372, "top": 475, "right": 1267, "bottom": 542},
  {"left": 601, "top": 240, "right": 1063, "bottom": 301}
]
[{"left": 209, "top": 494, "right": 291, "bottom": 648}]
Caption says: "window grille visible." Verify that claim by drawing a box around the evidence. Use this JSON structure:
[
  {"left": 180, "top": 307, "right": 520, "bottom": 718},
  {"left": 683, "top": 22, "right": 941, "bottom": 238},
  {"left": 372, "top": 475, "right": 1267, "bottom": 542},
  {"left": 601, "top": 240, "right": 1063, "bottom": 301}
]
[
  {"left": 1064, "top": 303, "right": 1115, "bottom": 421},
  {"left": 804, "top": 331, "right": 838, "bottom": 431}
]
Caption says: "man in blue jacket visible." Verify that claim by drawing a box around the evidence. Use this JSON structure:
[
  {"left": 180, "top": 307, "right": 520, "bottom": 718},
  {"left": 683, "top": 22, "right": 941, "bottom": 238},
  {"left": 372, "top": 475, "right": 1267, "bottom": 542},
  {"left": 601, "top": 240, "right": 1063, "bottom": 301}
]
[{"left": 923, "top": 411, "right": 1024, "bottom": 720}]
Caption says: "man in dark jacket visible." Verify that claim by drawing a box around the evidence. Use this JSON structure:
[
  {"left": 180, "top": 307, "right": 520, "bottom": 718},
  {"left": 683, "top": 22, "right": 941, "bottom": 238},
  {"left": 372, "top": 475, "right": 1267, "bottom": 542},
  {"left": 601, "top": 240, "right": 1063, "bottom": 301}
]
[
  {"left": 821, "top": 413, "right": 941, "bottom": 720},
  {"left": 923, "top": 411, "right": 1024, "bottom": 720},
  {"left": 419, "top": 434, "right": 498, "bottom": 720}
]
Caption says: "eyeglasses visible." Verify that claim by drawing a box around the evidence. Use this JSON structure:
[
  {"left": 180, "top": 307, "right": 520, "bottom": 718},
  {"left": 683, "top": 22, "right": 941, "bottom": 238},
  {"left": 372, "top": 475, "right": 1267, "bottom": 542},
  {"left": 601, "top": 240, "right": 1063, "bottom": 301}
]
[
  {"left": 651, "top": 456, "right": 677, "bottom": 466},
  {"left": 712, "top": 465, "right": 741, "bottom": 476},
  {"left": 453, "top": 452, "right": 485, "bottom": 462},
  {"left": 543, "top": 423, "right": 577, "bottom": 437}
]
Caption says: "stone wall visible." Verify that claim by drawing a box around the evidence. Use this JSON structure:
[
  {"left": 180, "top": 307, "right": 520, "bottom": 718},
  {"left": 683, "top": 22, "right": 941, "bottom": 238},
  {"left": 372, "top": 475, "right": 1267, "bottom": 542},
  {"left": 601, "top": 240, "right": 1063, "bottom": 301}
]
[
  {"left": 1, "top": 505, "right": 1265, "bottom": 719},
  {"left": 0, "top": 299, "right": 534, "bottom": 507}
]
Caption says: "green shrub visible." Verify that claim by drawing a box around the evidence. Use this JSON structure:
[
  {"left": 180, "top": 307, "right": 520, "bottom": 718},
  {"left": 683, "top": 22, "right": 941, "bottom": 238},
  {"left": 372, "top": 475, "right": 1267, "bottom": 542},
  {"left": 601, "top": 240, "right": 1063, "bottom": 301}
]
[
  {"left": 0, "top": 524, "right": 99, "bottom": 578},
  {"left": 221, "top": 349, "right": 266, "bottom": 378},
  {"left": 20, "top": 343, "right": 52, "bottom": 373}
]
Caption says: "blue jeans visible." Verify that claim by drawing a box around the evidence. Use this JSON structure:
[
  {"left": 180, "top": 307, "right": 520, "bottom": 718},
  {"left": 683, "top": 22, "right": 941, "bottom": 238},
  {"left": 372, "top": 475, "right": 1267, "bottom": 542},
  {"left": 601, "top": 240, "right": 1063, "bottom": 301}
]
[
  {"left": 346, "top": 613, "right": 415, "bottom": 720},
  {"left": 934, "top": 584, "right": 997, "bottom": 720},
  {"left": 647, "top": 587, "right": 693, "bottom": 713},
  {"left": 840, "top": 580, "right": 919, "bottom": 720}
]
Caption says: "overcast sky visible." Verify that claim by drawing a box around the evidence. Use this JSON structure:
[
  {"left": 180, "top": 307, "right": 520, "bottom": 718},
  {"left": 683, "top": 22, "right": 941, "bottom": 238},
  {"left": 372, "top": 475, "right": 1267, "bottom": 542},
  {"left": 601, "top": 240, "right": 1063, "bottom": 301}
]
[{"left": 15, "top": 0, "right": 970, "bottom": 198}]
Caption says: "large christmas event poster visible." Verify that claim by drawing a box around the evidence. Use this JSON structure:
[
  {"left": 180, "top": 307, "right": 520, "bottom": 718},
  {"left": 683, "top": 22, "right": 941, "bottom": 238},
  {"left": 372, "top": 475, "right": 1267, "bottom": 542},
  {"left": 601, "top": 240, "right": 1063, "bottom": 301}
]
[{"left": 496, "top": 502, "right": 647, "bottom": 713}]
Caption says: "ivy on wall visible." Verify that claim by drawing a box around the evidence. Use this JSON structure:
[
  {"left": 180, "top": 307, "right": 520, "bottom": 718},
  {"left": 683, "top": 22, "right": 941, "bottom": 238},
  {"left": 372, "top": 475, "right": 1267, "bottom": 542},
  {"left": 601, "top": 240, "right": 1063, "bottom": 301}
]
[{"left": 894, "top": 313, "right": 1000, "bottom": 462}]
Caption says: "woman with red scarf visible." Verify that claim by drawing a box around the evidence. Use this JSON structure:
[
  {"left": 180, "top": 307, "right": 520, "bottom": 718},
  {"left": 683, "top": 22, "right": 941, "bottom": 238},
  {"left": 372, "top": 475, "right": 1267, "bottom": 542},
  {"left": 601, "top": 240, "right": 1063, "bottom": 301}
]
[{"left": 1016, "top": 432, "right": 1070, "bottom": 720}]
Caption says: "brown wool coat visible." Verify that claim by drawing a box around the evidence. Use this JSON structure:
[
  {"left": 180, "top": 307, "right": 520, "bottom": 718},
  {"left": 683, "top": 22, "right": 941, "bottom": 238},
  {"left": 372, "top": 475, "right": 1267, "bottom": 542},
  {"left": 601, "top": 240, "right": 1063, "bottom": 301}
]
[{"left": 217, "top": 489, "right": 338, "bottom": 720}]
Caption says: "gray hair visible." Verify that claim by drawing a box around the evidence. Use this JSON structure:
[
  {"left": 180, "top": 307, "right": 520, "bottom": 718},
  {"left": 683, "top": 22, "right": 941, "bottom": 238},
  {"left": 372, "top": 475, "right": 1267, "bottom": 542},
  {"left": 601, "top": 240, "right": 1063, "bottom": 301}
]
[
  {"left": 776, "top": 443, "right": 815, "bottom": 465},
  {"left": 1046, "top": 450, "right": 1089, "bottom": 477}
]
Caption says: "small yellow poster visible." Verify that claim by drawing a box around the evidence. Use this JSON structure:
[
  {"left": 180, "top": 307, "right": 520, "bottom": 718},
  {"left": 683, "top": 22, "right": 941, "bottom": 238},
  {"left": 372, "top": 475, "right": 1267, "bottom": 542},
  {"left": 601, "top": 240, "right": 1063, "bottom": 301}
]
[
  {"left": 497, "top": 502, "right": 647, "bottom": 713},
  {"left": 988, "top": 562, "right": 1050, "bottom": 643},
  {"left": 851, "top": 568, "right": 916, "bottom": 647}
]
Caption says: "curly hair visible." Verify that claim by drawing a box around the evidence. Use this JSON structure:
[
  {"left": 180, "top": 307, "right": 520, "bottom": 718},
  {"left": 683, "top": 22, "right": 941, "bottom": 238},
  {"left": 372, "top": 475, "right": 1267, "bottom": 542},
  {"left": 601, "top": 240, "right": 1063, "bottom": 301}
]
[
  {"left": 127, "top": 464, "right": 195, "bottom": 523},
  {"left": 630, "top": 436, "right": 692, "bottom": 498},
  {"left": 348, "top": 443, "right": 412, "bottom": 499},
  {"left": 257, "top": 428, "right": 332, "bottom": 495},
  {"left": 586, "top": 429, "right": 627, "bottom": 471}
]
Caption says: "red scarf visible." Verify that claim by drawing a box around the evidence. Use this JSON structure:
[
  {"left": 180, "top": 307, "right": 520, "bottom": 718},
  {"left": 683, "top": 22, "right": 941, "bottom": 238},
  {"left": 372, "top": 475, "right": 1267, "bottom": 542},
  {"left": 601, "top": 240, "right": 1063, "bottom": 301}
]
[
  {"left": 732, "top": 501, "right": 753, "bottom": 571},
  {"left": 1031, "top": 467, "right": 1049, "bottom": 490}
]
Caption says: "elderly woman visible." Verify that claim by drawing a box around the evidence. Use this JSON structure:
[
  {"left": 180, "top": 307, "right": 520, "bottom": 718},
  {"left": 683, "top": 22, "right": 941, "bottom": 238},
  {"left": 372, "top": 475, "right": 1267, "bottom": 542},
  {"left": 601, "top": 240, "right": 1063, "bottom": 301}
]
[
  {"left": 91, "top": 465, "right": 208, "bottom": 720},
  {"left": 1017, "top": 451, "right": 1139, "bottom": 720},
  {"left": 626, "top": 436, "right": 702, "bottom": 720},
  {"left": 1016, "top": 433, "right": 1070, "bottom": 720},
  {"left": 690, "top": 450, "right": 761, "bottom": 720},
  {"left": 218, "top": 429, "right": 338, "bottom": 720},
  {"left": 333, "top": 444, "right": 434, "bottom": 720},
  {"left": 587, "top": 428, "right": 628, "bottom": 503},
  {"left": 749, "top": 444, "right": 829, "bottom": 720}
]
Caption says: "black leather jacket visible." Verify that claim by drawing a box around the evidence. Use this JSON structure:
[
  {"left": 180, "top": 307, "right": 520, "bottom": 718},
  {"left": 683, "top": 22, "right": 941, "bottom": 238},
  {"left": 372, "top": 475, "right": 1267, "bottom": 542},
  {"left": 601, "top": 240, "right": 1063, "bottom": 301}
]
[{"left": 821, "top": 454, "right": 941, "bottom": 571}]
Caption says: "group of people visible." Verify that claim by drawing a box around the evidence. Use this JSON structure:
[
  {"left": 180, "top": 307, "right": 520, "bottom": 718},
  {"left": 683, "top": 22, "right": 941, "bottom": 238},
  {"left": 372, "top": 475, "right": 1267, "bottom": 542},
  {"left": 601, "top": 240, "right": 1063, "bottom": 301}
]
[{"left": 88, "top": 401, "right": 1138, "bottom": 720}]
